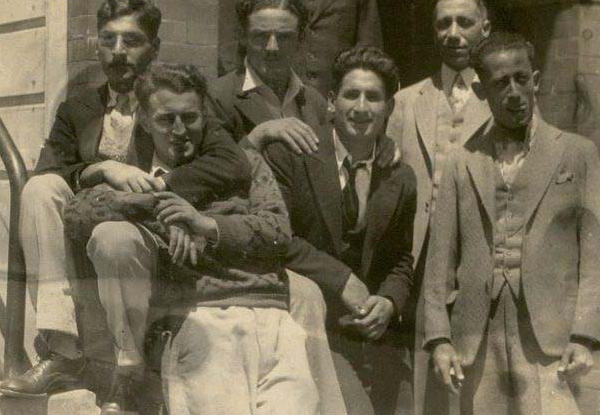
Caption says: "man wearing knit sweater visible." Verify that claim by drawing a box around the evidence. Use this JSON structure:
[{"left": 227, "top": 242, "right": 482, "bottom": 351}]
[{"left": 79, "top": 63, "right": 318, "bottom": 415}]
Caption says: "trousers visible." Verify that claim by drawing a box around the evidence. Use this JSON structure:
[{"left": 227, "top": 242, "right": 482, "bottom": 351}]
[
  {"left": 161, "top": 307, "right": 319, "bottom": 415},
  {"left": 20, "top": 174, "right": 80, "bottom": 358}
]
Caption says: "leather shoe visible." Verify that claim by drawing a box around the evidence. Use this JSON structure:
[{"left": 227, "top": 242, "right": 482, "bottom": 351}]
[
  {"left": 0, "top": 353, "right": 84, "bottom": 398},
  {"left": 100, "top": 372, "right": 139, "bottom": 415}
]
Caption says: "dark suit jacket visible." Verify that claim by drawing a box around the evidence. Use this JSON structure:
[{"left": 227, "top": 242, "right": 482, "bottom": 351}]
[
  {"left": 423, "top": 118, "right": 600, "bottom": 365},
  {"left": 218, "top": 0, "right": 383, "bottom": 96},
  {"left": 209, "top": 68, "right": 327, "bottom": 140},
  {"left": 35, "top": 84, "right": 251, "bottom": 205},
  {"left": 264, "top": 124, "right": 416, "bottom": 320}
]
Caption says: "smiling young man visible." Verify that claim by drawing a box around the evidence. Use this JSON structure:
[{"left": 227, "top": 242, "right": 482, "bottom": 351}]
[
  {"left": 1, "top": 0, "right": 250, "bottom": 401},
  {"left": 265, "top": 47, "right": 416, "bottom": 415},
  {"left": 423, "top": 32, "right": 600, "bottom": 415}
]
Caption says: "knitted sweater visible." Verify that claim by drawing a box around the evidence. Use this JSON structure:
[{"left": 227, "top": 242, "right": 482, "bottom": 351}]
[{"left": 64, "top": 144, "right": 292, "bottom": 310}]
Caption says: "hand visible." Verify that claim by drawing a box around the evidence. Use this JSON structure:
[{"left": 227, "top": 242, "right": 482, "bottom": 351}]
[
  {"left": 154, "top": 192, "right": 218, "bottom": 240},
  {"left": 558, "top": 342, "right": 594, "bottom": 380},
  {"left": 375, "top": 136, "right": 401, "bottom": 168},
  {"left": 248, "top": 118, "right": 319, "bottom": 154},
  {"left": 168, "top": 224, "right": 197, "bottom": 266},
  {"left": 340, "top": 273, "right": 370, "bottom": 317},
  {"left": 431, "top": 342, "right": 464, "bottom": 395},
  {"left": 346, "top": 295, "right": 395, "bottom": 341},
  {"left": 101, "top": 160, "right": 163, "bottom": 193}
]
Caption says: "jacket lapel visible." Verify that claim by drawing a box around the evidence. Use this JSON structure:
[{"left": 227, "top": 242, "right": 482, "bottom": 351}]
[
  {"left": 414, "top": 74, "right": 442, "bottom": 171},
  {"left": 308, "top": 0, "right": 336, "bottom": 25},
  {"left": 305, "top": 125, "right": 345, "bottom": 254},
  {"left": 233, "top": 72, "right": 274, "bottom": 130},
  {"left": 459, "top": 87, "right": 491, "bottom": 146},
  {"left": 79, "top": 84, "right": 108, "bottom": 160},
  {"left": 361, "top": 162, "right": 402, "bottom": 274},
  {"left": 465, "top": 124, "right": 496, "bottom": 226},
  {"left": 513, "top": 120, "right": 565, "bottom": 226}
]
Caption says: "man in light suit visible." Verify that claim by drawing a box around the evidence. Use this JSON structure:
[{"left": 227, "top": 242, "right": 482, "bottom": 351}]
[
  {"left": 265, "top": 47, "right": 416, "bottom": 415},
  {"left": 385, "top": 1, "right": 491, "bottom": 413},
  {"left": 424, "top": 32, "right": 600, "bottom": 415},
  {"left": 219, "top": 0, "right": 383, "bottom": 97}
]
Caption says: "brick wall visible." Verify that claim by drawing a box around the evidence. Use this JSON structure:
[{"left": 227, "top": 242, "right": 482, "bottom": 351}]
[{"left": 67, "top": 0, "right": 219, "bottom": 96}]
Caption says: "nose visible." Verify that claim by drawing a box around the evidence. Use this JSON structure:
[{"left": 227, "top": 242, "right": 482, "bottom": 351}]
[
  {"left": 266, "top": 33, "right": 279, "bottom": 52},
  {"left": 112, "top": 35, "right": 126, "bottom": 56},
  {"left": 171, "top": 115, "right": 186, "bottom": 136},
  {"left": 354, "top": 94, "right": 369, "bottom": 113},
  {"left": 507, "top": 78, "right": 520, "bottom": 98},
  {"left": 447, "top": 21, "right": 461, "bottom": 43}
]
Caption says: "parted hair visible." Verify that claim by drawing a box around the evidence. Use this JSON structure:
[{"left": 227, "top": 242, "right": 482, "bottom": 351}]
[
  {"left": 135, "top": 63, "right": 208, "bottom": 111},
  {"left": 236, "top": 0, "right": 309, "bottom": 35},
  {"left": 469, "top": 31, "right": 535, "bottom": 81},
  {"left": 97, "top": 0, "right": 162, "bottom": 39},
  {"left": 332, "top": 47, "right": 400, "bottom": 99}
]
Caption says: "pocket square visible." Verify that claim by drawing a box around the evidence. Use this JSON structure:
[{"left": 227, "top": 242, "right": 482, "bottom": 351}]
[{"left": 556, "top": 171, "right": 575, "bottom": 184}]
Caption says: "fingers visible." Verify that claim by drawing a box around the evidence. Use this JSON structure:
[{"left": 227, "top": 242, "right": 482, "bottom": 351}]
[
  {"left": 558, "top": 348, "right": 572, "bottom": 375},
  {"left": 156, "top": 205, "right": 185, "bottom": 223},
  {"left": 136, "top": 176, "right": 154, "bottom": 193},
  {"left": 439, "top": 362, "right": 458, "bottom": 395},
  {"left": 172, "top": 227, "right": 185, "bottom": 264},
  {"left": 291, "top": 119, "right": 319, "bottom": 151},
  {"left": 168, "top": 226, "right": 178, "bottom": 256},
  {"left": 153, "top": 191, "right": 179, "bottom": 200},
  {"left": 451, "top": 355, "right": 465, "bottom": 384},
  {"left": 565, "top": 353, "right": 594, "bottom": 377},
  {"left": 127, "top": 178, "right": 144, "bottom": 193},
  {"left": 280, "top": 131, "right": 304, "bottom": 155},
  {"left": 190, "top": 240, "right": 197, "bottom": 266},
  {"left": 161, "top": 212, "right": 188, "bottom": 226}
]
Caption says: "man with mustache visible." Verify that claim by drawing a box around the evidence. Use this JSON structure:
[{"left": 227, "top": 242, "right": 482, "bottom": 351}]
[
  {"left": 264, "top": 46, "right": 416, "bottom": 415},
  {"left": 0, "top": 0, "right": 249, "bottom": 400},
  {"left": 423, "top": 32, "right": 600, "bottom": 415},
  {"left": 385, "top": 1, "right": 491, "bottom": 413}
]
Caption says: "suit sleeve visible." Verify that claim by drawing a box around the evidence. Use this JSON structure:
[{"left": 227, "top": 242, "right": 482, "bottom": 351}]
[
  {"left": 162, "top": 114, "right": 252, "bottom": 205},
  {"left": 207, "top": 142, "right": 292, "bottom": 258},
  {"left": 376, "top": 166, "right": 416, "bottom": 315},
  {"left": 34, "top": 101, "right": 94, "bottom": 190},
  {"left": 357, "top": 0, "right": 383, "bottom": 48},
  {"left": 572, "top": 140, "right": 600, "bottom": 342},
  {"left": 263, "top": 142, "right": 353, "bottom": 296},
  {"left": 423, "top": 153, "right": 460, "bottom": 346}
]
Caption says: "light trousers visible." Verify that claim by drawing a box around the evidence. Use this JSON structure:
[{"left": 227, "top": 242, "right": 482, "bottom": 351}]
[
  {"left": 162, "top": 307, "right": 319, "bottom": 415},
  {"left": 20, "top": 174, "right": 80, "bottom": 358}
]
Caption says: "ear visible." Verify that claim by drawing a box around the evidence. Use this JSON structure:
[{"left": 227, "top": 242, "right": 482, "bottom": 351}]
[
  {"left": 327, "top": 91, "right": 336, "bottom": 113},
  {"left": 532, "top": 69, "right": 541, "bottom": 94},
  {"left": 481, "top": 19, "right": 491, "bottom": 38},
  {"left": 151, "top": 37, "right": 161, "bottom": 60},
  {"left": 472, "top": 81, "right": 486, "bottom": 101}
]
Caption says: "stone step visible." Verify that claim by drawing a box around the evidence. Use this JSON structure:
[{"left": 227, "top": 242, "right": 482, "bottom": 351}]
[{"left": 0, "top": 389, "right": 101, "bottom": 415}]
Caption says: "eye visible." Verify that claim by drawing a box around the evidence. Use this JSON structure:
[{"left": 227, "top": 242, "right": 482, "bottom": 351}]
[
  {"left": 365, "top": 90, "right": 384, "bottom": 102},
  {"left": 122, "top": 33, "right": 147, "bottom": 48},
  {"left": 154, "top": 114, "right": 175, "bottom": 129},
  {"left": 342, "top": 89, "right": 360, "bottom": 100},
  {"left": 456, "top": 16, "right": 476, "bottom": 29},
  {"left": 434, "top": 17, "right": 452, "bottom": 31},
  {"left": 98, "top": 32, "right": 116, "bottom": 47},
  {"left": 181, "top": 112, "right": 200, "bottom": 126}
]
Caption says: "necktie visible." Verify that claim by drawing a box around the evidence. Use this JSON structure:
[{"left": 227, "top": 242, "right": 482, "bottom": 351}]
[
  {"left": 342, "top": 156, "right": 360, "bottom": 232},
  {"left": 110, "top": 93, "right": 133, "bottom": 131},
  {"left": 449, "top": 74, "right": 468, "bottom": 113}
]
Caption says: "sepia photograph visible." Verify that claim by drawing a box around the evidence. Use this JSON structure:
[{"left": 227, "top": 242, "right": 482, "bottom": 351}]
[{"left": 0, "top": 0, "right": 598, "bottom": 414}]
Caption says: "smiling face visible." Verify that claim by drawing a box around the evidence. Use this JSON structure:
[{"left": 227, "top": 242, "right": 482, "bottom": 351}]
[
  {"left": 434, "top": 0, "right": 490, "bottom": 71},
  {"left": 142, "top": 88, "right": 205, "bottom": 167},
  {"left": 97, "top": 14, "right": 159, "bottom": 93},
  {"left": 329, "top": 68, "right": 394, "bottom": 148},
  {"left": 245, "top": 8, "right": 299, "bottom": 86},
  {"left": 479, "top": 48, "right": 540, "bottom": 130}
]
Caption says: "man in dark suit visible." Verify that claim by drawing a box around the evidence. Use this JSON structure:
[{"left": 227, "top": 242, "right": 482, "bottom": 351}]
[
  {"left": 219, "top": 0, "right": 383, "bottom": 97},
  {"left": 385, "top": 1, "right": 491, "bottom": 413},
  {"left": 264, "top": 46, "right": 416, "bottom": 415},
  {"left": 424, "top": 32, "right": 600, "bottom": 415},
  {"left": 0, "top": 0, "right": 249, "bottom": 400}
]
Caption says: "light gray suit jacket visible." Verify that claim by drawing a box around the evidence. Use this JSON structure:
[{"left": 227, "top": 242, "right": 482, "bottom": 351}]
[{"left": 423, "top": 118, "right": 600, "bottom": 365}]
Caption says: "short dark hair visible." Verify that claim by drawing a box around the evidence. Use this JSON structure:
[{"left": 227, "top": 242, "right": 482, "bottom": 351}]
[
  {"left": 135, "top": 63, "right": 208, "bottom": 112},
  {"left": 97, "top": 0, "right": 162, "bottom": 40},
  {"left": 470, "top": 31, "right": 535, "bottom": 81},
  {"left": 236, "top": 0, "right": 309, "bottom": 35},
  {"left": 332, "top": 47, "right": 400, "bottom": 99},
  {"left": 433, "top": 0, "right": 489, "bottom": 22}
]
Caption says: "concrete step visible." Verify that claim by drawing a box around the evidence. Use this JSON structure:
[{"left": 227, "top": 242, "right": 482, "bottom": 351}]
[{"left": 0, "top": 389, "right": 101, "bottom": 415}]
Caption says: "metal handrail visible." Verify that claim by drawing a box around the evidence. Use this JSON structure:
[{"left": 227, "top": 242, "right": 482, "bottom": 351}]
[{"left": 0, "top": 116, "right": 30, "bottom": 377}]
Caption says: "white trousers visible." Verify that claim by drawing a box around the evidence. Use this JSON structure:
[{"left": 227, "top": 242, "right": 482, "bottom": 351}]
[
  {"left": 162, "top": 307, "right": 319, "bottom": 415},
  {"left": 20, "top": 174, "right": 79, "bottom": 357}
]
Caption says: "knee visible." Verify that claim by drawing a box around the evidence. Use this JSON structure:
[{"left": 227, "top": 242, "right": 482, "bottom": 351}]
[
  {"left": 87, "top": 222, "right": 143, "bottom": 263},
  {"left": 288, "top": 271, "right": 327, "bottom": 319},
  {"left": 21, "top": 174, "right": 71, "bottom": 206}
]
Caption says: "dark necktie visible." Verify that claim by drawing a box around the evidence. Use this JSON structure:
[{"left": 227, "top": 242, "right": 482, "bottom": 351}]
[{"left": 342, "top": 156, "right": 360, "bottom": 232}]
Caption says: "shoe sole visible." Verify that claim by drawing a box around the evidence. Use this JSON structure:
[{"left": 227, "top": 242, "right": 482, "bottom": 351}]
[{"left": 0, "top": 381, "right": 84, "bottom": 399}]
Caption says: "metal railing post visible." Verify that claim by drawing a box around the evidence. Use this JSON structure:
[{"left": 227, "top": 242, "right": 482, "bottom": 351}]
[{"left": 0, "top": 116, "right": 30, "bottom": 377}]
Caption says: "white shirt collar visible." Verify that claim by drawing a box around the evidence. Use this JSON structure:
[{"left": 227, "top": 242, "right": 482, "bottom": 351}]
[
  {"left": 332, "top": 128, "right": 376, "bottom": 171},
  {"left": 242, "top": 58, "right": 304, "bottom": 99},
  {"left": 107, "top": 86, "right": 139, "bottom": 112},
  {"left": 441, "top": 63, "right": 477, "bottom": 97}
]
